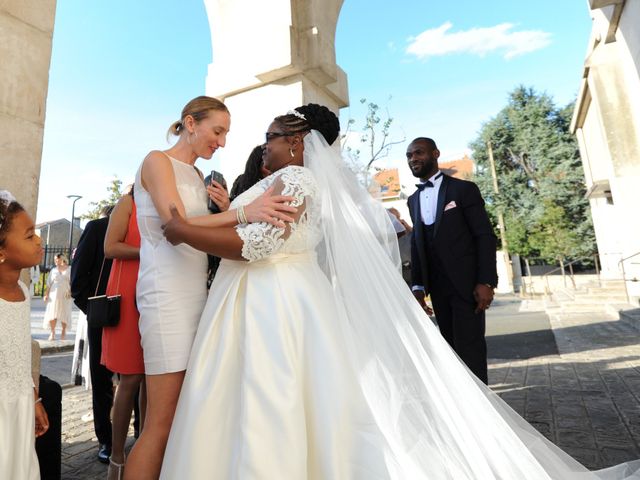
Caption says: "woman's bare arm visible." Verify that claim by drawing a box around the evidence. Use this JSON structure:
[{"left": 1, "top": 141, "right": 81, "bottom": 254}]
[
  {"left": 163, "top": 205, "right": 245, "bottom": 260},
  {"left": 186, "top": 186, "right": 298, "bottom": 228},
  {"left": 104, "top": 195, "right": 139, "bottom": 260},
  {"left": 141, "top": 151, "right": 187, "bottom": 223}
]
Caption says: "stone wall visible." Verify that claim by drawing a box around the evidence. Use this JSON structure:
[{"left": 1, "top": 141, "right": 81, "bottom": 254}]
[{"left": 0, "top": 1, "right": 57, "bottom": 219}]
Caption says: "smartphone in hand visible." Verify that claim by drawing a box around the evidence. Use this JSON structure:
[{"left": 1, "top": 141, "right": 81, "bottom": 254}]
[{"left": 204, "top": 170, "right": 227, "bottom": 214}]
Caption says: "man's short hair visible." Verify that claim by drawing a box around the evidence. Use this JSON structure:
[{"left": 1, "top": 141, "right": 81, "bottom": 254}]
[{"left": 411, "top": 137, "right": 438, "bottom": 151}]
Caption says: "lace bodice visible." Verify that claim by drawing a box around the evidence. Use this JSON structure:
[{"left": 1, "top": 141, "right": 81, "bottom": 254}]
[
  {"left": 232, "top": 166, "right": 321, "bottom": 262},
  {"left": 0, "top": 282, "right": 33, "bottom": 401}
]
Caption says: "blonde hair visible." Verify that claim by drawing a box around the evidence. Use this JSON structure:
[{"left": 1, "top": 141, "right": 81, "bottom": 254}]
[
  {"left": 166, "top": 96, "right": 229, "bottom": 141},
  {"left": 54, "top": 253, "right": 68, "bottom": 265}
]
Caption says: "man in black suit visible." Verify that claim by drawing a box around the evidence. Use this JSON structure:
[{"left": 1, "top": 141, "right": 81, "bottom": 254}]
[
  {"left": 407, "top": 137, "right": 497, "bottom": 384},
  {"left": 70, "top": 206, "right": 114, "bottom": 463}
]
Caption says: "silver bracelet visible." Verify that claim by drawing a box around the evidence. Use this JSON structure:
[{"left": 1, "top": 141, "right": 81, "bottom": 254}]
[
  {"left": 35, "top": 397, "right": 42, "bottom": 405},
  {"left": 236, "top": 206, "right": 247, "bottom": 225}
]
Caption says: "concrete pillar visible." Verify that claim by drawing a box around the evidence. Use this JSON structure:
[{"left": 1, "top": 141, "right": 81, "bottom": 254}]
[
  {"left": 203, "top": 0, "right": 348, "bottom": 183},
  {"left": 0, "top": 1, "right": 57, "bottom": 219}
]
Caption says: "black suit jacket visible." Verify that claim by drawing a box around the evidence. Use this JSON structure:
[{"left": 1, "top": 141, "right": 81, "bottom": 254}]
[
  {"left": 408, "top": 174, "right": 498, "bottom": 301},
  {"left": 70, "top": 217, "right": 112, "bottom": 314}
]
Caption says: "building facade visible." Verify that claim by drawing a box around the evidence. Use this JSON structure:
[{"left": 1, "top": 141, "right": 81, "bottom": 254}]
[{"left": 571, "top": 0, "right": 640, "bottom": 302}]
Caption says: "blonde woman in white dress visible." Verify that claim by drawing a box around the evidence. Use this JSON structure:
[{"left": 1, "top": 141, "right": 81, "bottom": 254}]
[
  {"left": 123, "top": 96, "right": 297, "bottom": 480},
  {"left": 43, "top": 253, "right": 72, "bottom": 340}
]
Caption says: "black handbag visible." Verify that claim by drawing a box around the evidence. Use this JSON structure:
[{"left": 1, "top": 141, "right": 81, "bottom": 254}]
[{"left": 86, "top": 259, "right": 121, "bottom": 328}]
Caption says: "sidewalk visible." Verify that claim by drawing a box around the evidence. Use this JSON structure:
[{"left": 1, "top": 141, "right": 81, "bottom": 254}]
[{"left": 53, "top": 294, "right": 640, "bottom": 477}]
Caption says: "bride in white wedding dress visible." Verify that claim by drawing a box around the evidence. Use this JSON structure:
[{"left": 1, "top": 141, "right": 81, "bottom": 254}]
[{"left": 160, "top": 104, "right": 640, "bottom": 479}]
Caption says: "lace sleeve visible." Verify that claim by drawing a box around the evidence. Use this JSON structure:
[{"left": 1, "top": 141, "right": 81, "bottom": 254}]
[{"left": 235, "top": 167, "right": 317, "bottom": 262}]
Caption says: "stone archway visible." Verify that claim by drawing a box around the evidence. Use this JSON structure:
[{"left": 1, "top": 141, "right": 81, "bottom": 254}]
[
  {"left": 203, "top": 0, "right": 348, "bottom": 182},
  {"left": 0, "top": 0, "right": 348, "bottom": 217}
]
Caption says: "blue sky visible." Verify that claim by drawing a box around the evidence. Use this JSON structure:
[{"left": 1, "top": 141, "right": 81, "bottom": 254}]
[{"left": 36, "top": 0, "right": 591, "bottom": 223}]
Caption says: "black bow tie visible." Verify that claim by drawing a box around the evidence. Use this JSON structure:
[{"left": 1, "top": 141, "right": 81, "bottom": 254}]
[{"left": 416, "top": 173, "right": 442, "bottom": 191}]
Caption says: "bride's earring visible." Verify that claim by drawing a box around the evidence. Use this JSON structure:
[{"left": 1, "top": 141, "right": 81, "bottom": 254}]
[{"left": 289, "top": 148, "right": 295, "bottom": 158}]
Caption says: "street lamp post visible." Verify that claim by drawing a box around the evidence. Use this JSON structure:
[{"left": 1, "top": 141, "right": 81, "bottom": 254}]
[{"left": 67, "top": 195, "right": 82, "bottom": 259}]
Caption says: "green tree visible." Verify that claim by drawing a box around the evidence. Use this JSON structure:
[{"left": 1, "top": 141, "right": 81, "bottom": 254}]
[
  {"left": 82, "top": 177, "right": 123, "bottom": 220},
  {"left": 469, "top": 86, "right": 595, "bottom": 263},
  {"left": 342, "top": 98, "right": 405, "bottom": 186},
  {"left": 529, "top": 200, "right": 583, "bottom": 262}
]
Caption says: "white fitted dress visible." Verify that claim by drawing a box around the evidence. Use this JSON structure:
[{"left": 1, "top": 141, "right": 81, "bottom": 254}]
[{"left": 135, "top": 155, "right": 209, "bottom": 375}]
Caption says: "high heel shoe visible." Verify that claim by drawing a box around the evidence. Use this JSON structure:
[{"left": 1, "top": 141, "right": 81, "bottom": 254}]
[{"left": 107, "top": 457, "right": 125, "bottom": 480}]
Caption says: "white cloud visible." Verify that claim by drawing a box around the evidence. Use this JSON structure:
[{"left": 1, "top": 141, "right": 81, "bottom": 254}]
[{"left": 406, "top": 22, "right": 551, "bottom": 60}]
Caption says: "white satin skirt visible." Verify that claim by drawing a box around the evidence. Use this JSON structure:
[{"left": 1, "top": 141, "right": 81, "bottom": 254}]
[
  {"left": 161, "top": 253, "right": 392, "bottom": 479},
  {"left": 0, "top": 390, "right": 39, "bottom": 480}
]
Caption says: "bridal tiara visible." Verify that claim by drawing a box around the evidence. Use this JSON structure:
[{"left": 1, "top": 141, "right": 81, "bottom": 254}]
[{"left": 287, "top": 109, "right": 306, "bottom": 121}]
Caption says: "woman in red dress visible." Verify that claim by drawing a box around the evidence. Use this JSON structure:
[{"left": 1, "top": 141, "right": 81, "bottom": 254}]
[{"left": 101, "top": 187, "right": 144, "bottom": 480}]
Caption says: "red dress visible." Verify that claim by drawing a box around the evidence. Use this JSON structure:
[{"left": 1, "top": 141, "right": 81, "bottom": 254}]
[{"left": 101, "top": 201, "right": 144, "bottom": 374}]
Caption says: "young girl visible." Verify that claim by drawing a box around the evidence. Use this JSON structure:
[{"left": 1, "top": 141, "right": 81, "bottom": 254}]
[{"left": 0, "top": 190, "right": 50, "bottom": 479}]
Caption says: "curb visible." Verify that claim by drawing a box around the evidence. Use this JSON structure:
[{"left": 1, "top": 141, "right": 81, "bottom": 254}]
[{"left": 38, "top": 342, "right": 75, "bottom": 355}]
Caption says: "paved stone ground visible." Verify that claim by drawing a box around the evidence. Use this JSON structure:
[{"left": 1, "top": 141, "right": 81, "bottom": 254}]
[
  {"left": 59, "top": 387, "right": 135, "bottom": 479},
  {"left": 49, "top": 294, "right": 640, "bottom": 477},
  {"left": 488, "top": 306, "right": 640, "bottom": 470}
]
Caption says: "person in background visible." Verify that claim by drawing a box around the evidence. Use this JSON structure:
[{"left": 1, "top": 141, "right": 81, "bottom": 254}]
[
  {"left": 42, "top": 254, "right": 72, "bottom": 341},
  {"left": 30, "top": 264, "right": 40, "bottom": 297},
  {"left": 388, "top": 207, "right": 414, "bottom": 286},
  {"left": 101, "top": 186, "right": 144, "bottom": 480},
  {"left": 70, "top": 205, "right": 115, "bottom": 464},
  {"left": 229, "top": 144, "right": 271, "bottom": 201}
]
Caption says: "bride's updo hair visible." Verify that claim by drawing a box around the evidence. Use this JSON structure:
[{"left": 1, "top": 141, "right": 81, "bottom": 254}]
[
  {"left": 274, "top": 103, "right": 340, "bottom": 146},
  {"left": 167, "top": 96, "right": 229, "bottom": 140}
]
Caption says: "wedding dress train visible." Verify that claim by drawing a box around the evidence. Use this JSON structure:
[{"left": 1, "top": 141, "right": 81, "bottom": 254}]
[{"left": 161, "top": 132, "right": 640, "bottom": 479}]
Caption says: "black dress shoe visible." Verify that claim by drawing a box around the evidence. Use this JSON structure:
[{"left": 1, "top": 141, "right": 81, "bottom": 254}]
[{"left": 98, "top": 444, "right": 111, "bottom": 464}]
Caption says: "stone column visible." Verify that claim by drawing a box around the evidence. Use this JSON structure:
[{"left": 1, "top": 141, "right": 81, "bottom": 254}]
[
  {"left": 203, "top": 0, "right": 348, "bottom": 183},
  {"left": 0, "top": 1, "right": 57, "bottom": 219}
]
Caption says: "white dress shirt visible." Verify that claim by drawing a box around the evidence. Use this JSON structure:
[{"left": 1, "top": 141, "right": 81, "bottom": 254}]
[
  {"left": 413, "top": 171, "right": 443, "bottom": 293},
  {"left": 419, "top": 171, "right": 443, "bottom": 226}
]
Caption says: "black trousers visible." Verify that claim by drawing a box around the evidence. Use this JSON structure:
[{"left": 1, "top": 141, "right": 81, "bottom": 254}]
[
  {"left": 87, "top": 325, "right": 114, "bottom": 446},
  {"left": 36, "top": 376, "right": 62, "bottom": 480},
  {"left": 423, "top": 224, "right": 488, "bottom": 384},
  {"left": 430, "top": 279, "right": 488, "bottom": 384}
]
